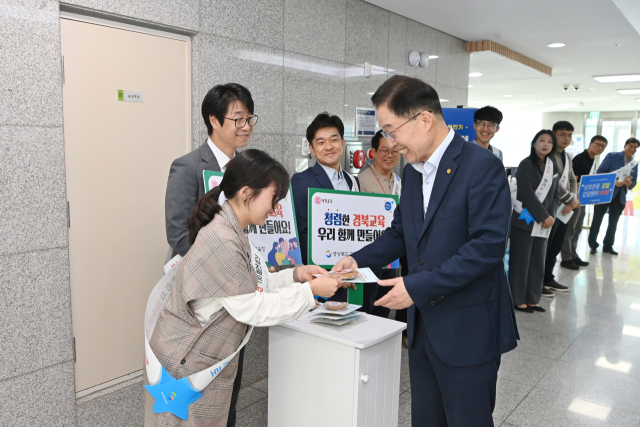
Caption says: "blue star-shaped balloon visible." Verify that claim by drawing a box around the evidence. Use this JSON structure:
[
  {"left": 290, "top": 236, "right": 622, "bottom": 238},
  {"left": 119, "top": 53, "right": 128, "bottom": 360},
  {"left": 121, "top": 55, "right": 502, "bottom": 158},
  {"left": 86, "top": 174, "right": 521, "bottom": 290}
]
[
  {"left": 144, "top": 367, "right": 203, "bottom": 420},
  {"left": 518, "top": 208, "right": 535, "bottom": 225}
]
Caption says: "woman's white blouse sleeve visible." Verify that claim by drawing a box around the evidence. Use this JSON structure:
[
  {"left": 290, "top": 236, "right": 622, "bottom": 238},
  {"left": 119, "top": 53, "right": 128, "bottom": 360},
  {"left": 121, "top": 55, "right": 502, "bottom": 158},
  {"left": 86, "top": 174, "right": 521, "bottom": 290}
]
[
  {"left": 268, "top": 267, "right": 296, "bottom": 290},
  {"left": 192, "top": 279, "right": 315, "bottom": 327}
]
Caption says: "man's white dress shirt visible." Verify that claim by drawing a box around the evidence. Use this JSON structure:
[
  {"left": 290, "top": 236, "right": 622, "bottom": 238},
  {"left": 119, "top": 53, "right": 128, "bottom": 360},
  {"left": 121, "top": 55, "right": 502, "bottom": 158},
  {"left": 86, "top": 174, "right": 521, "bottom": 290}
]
[
  {"left": 207, "top": 137, "right": 233, "bottom": 172},
  {"left": 319, "top": 162, "right": 351, "bottom": 191},
  {"left": 412, "top": 128, "right": 455, "bottom": 215}
]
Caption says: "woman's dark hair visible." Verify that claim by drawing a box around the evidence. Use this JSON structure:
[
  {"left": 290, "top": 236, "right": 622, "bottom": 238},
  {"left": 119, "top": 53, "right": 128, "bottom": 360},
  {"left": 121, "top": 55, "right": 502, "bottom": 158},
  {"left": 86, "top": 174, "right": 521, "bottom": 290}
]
[
  {"left": 201, "top": 83, "right": 254, "bottom": 136},
  {"left": 306, "top": 112, "right": 344, "bottom": 145},
  {"left": 188, "top": 149, "right": 289, "bottom": 244},
  {"left": 371, "top": 75, "right": 443, "bottom": 119},
  {"left": 528, "top": 130, "right": 557, "bottom": 163}
]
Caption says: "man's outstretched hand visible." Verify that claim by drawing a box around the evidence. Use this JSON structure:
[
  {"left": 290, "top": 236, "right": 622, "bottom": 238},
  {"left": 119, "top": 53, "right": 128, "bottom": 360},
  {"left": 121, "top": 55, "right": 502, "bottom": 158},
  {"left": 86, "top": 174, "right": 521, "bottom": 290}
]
[
  {"left": 331, "top": 256, "right": 358, "bottom": 272},
  {"left": 375, "top": 277, "right": 414, "bottom": 310}
]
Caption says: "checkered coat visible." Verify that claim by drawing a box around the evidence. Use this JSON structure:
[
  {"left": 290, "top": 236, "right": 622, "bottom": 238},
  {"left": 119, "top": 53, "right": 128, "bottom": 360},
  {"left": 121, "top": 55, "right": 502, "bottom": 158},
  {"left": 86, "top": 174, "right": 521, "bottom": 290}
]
[{"left": 144, "top": 203, "right": 258, "bottom": 426}]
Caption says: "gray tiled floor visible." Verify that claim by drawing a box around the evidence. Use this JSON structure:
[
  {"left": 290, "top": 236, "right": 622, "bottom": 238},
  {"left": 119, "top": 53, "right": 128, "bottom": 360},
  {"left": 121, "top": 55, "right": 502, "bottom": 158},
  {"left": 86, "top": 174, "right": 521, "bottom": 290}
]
[{"left": 236, "top": 216, "right": 640, "bottom": 426}]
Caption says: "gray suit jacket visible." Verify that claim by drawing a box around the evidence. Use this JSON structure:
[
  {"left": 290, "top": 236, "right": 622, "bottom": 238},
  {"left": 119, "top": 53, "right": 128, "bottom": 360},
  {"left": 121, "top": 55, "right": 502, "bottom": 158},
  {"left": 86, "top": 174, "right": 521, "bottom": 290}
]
[
  {"left": 550, "top": 150, "right": 577, "bottom": 204},
  {"left": 165, "top": 141, "right": 221, "bottom": 257}
]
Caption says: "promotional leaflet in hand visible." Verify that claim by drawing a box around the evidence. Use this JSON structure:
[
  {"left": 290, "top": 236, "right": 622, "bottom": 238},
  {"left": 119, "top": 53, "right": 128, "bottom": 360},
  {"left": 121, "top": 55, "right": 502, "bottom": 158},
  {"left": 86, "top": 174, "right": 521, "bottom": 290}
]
[
  {"left": 555, "top": 204, "right": 574, "bottom": 224},
  {"left": 312, "top": 268, "right": 379, "bottom": 283}
]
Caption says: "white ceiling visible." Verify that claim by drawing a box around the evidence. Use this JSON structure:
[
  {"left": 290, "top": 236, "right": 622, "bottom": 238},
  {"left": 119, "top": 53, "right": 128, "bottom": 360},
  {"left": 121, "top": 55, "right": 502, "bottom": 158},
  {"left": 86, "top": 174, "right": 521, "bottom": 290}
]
[{"left": 365, "top": 0, "right": 640, "bottom": 114}]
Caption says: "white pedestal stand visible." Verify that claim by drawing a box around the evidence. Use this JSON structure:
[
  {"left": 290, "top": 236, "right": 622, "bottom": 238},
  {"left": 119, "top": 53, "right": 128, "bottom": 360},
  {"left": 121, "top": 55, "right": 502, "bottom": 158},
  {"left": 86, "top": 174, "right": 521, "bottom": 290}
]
[{"left": 268, "top": 313, "right": 406, "bottom": 427}]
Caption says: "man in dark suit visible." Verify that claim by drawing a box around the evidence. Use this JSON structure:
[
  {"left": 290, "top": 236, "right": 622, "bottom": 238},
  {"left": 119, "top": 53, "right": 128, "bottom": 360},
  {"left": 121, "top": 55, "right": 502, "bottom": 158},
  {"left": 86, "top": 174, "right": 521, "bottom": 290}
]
[
  {"left": 588, "top": 137, "right": 639, "bottom": 255},
  {"left": 165, "top": 83, "right": 257, "bottom": 258},
  {"left": 333, "top": 76, "right": 518, "bottom": 426},
  {"left": 291, "top": 112, "right": 359, "bottom": 302}
]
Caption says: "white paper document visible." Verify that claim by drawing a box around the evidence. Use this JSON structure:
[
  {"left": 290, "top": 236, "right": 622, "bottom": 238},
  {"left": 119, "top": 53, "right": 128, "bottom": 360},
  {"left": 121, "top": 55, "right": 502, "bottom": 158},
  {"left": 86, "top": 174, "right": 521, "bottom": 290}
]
[
  {"left": 309, "top": 303, "right": 361, "bottom": 316},
  {"left": 310, "top": 315, "right": 360, "bottom": 326},
  {"left": 531, "top": 221, "right": 551, "bottom": 238},
  {"left": 302, "top": 303, "right": 363, "bottom": 326},
  {"left": 312, "top": 268, "right": 379, "bottom": 283},
  {"left": 555, "top": 204, "right": 574, "bottom": 224}
]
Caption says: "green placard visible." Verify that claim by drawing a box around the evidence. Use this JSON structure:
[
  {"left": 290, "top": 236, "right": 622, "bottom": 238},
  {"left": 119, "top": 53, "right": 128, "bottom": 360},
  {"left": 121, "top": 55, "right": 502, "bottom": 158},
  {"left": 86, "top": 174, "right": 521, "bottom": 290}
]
[
  {"left": 118, "top": 90, "right": 124, "bottom": 101},
  {"left": 307, "top": 188, "right": 399, "bottom": 305},
  {"left": 203, "top": 170, "right": 224, "bottom": 192},
  {"left": 348, "top": 285, "right": 364, "bottom": 306}
]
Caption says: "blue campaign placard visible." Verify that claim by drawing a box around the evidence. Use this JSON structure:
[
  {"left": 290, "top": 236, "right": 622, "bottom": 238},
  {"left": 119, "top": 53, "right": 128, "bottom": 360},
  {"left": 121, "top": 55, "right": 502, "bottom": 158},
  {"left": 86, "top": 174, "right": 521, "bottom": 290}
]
[
  {"left": 579, "top": 173, "right": 616, "bottom": 205},
  {"left": 442, "top": 108, "right": 477, "bottom": 142}
]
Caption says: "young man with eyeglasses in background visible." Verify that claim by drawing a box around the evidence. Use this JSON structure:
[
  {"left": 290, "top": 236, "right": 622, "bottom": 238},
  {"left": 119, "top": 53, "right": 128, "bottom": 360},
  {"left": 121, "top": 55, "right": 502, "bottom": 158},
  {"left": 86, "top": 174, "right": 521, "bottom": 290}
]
[
  {"left": 540, "top": 121, "right": 581, "bottom": 297},
  {"left": 165, "top": 83, "right": 258, "bottom": 259},
  {"left": 560, "top": 135, "right": 607, "bottom": 269},
  {"left": 471, "top": 106, "right": 504, "bottom": 163}
]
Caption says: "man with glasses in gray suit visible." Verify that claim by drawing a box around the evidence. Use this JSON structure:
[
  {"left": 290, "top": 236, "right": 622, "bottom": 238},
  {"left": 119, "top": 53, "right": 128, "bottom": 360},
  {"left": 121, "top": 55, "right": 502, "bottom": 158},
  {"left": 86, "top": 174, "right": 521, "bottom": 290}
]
[{"left": 165, "top": 83, "right": 258, "bottom": 258}]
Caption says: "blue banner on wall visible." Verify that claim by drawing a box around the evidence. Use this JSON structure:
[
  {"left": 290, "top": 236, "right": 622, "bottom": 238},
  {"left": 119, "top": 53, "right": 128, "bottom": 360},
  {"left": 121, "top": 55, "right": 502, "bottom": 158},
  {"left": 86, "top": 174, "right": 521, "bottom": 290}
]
[
  {"left": 579, "top": 173, "right": 616, "bottom": 205},
  {"left": 442, "top": 108, "right": 477, "bottom": 142}
]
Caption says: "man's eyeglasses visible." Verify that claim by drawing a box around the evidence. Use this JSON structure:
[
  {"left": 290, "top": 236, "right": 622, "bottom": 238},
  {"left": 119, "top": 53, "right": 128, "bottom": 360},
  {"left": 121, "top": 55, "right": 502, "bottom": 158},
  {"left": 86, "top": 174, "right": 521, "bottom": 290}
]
[
  {"left": 475, "top": 121, "right": 498, "bottom": 130},
  {"left": 377, "top": 148, "right": 399, "bottom": 157},
  {"left": 224, "top": 115, "right": 259, "bottom": 128},
  {"left": 381, "top": 112, "right": 427, "bottom": 141}
]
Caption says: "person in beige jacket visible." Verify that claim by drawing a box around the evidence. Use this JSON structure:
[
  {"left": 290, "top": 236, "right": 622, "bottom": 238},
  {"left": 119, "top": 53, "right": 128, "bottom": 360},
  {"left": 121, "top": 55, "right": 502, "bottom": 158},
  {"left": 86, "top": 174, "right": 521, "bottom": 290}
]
[{"left": 144, "top": 149, "right": 342, "bottom": 427}]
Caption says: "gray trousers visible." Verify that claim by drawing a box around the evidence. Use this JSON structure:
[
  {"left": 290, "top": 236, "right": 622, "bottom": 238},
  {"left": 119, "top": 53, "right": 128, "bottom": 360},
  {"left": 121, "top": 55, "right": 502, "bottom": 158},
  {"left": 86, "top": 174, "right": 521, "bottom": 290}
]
[
  {"left": 509, "top": 227, "right": 547, "bottom": 306},
  {"left": 561, "top": 206, "right": 586, "bottom": 261}
]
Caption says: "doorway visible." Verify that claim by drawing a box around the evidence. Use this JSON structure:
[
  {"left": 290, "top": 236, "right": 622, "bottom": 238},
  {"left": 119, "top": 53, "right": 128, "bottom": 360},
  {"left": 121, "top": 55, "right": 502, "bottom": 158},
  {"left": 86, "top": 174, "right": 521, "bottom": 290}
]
[{"left": 61, "top": 14, "right": 190, "bottom": 393}]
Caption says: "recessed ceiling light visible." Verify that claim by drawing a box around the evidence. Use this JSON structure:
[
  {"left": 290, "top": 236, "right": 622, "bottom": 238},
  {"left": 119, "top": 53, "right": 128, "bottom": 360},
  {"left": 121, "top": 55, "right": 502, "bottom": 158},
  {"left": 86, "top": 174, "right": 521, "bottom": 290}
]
[
  {"left": 344, "top": 104, "right": 349, "bottom": 107},
  {"left": 468, "top": 85, "right": 473, "bottom": 88},
  {"left": 617, "top": 89, "right": 640, "bottom": 95},
  {"left": 469, "top": 72, "right": 483, "bottom": 77},
  {"left": 440, "top": 99, "right": 449, "bottom": 102},
  {"left": 594, "top": 74, "right": 640, "bottom": 83},
  {"left": 367, "top": 92, "right": 375, "bottom": 95},
  {"left": 503, "top": 94, "right": 512, "bottom": 98},
  {"left": 429, "top": 55, "right": 439, "bottom": 59},
  {"left": 547, "top": 43, "right": 565, "bottom": 48},
  {"left": 615, "top": 43, "right": 622, "bottom": 47}
]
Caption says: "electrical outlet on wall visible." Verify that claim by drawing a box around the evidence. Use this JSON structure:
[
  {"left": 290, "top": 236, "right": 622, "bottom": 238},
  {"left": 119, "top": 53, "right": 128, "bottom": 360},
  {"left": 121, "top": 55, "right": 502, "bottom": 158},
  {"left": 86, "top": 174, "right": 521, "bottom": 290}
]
[{"left": 301, "top": 138, "right": 311, "bottom": 156}]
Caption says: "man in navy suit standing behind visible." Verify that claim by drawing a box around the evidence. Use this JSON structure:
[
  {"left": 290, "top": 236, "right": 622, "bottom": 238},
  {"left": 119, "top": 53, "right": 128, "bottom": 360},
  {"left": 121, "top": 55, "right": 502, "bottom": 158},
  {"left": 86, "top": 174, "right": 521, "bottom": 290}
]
[
  {"left": 333, "top": 76, "right": 518, "bottom": 426},
  {"left": 291, "top": 112, "right": 359, "bottom": 302}
]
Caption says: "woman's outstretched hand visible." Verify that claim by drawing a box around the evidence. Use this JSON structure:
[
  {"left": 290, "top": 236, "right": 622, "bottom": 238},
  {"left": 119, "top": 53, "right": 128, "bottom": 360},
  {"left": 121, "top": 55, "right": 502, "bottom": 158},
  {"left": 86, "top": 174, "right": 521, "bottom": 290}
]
[
  {"left": 295, "top": 265, "right": 327, "bottom": 282},
  {"left": 309, "top": 275, "right": 342, "bottom": 298}
]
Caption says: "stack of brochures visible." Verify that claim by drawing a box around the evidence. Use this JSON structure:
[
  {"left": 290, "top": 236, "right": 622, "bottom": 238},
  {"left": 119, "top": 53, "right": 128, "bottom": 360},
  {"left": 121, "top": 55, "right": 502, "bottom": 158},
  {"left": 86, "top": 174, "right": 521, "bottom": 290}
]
[{"left": 305, "top": 303, "right": 362, "bottom": 326}]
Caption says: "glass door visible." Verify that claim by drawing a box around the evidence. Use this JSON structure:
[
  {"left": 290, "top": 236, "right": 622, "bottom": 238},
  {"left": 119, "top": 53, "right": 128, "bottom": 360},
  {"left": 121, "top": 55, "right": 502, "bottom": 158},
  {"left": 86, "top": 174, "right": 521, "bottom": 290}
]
[{"left": 600, "top": 120, "right": 632, "bottom": 158}]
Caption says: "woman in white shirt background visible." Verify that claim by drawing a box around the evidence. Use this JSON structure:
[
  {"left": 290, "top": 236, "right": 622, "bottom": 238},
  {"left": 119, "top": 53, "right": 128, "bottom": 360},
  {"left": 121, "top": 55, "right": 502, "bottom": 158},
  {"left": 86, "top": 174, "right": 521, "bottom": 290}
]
[{"left": 144, "top": 149, "right": 342, "bottom": 427}]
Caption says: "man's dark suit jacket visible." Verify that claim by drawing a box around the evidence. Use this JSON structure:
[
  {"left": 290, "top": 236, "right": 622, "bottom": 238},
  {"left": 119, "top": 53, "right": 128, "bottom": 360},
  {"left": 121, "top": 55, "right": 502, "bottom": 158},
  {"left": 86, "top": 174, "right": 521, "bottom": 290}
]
[
  {"left": 291, "top": 162, "right": 359, "bottom": 265},
  {"left": 597, "top": 151, "right": 638, "bottom": 203},
  {"left": 352, "top": 133, "right": 518, "bottom": 367},
  {"left": 165, "top": 141, "right": 220, "bottom": 257}
]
